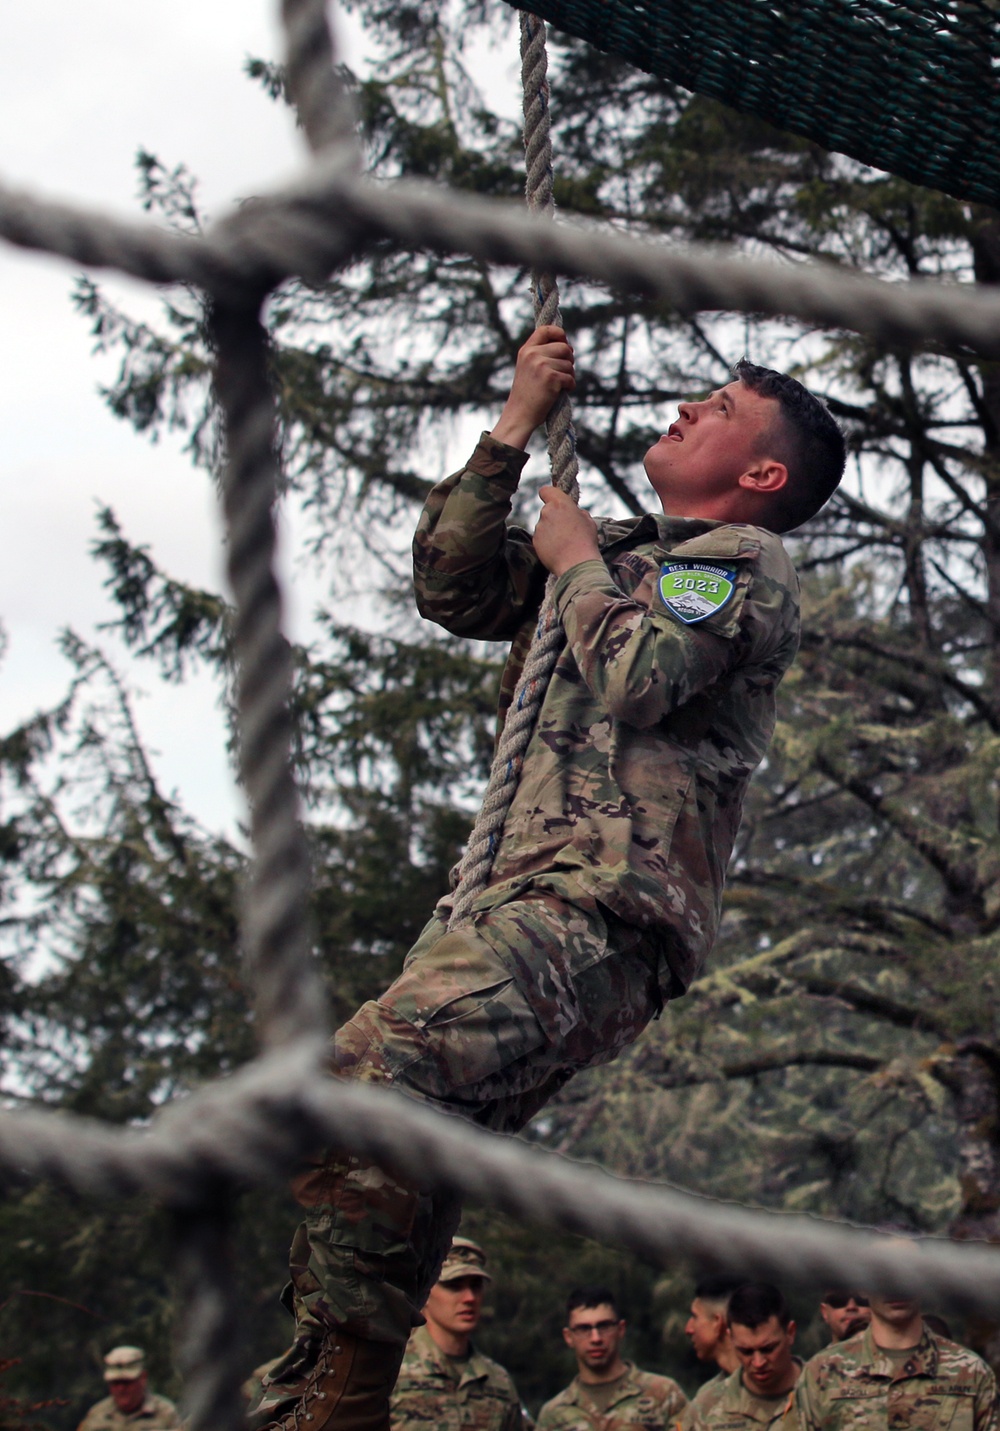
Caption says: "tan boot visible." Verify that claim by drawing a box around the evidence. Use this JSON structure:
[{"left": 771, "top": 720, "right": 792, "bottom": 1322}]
[{"left": 262, "top": 1330, "right": 405, "bottom": 1431}]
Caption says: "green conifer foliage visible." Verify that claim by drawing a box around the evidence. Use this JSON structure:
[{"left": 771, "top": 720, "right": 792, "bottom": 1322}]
[{"left": 6, "top": 2, "right": 1000, "bottom": 1417}]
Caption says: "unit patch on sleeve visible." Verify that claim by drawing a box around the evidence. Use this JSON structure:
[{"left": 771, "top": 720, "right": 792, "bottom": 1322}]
[{"left": 658, "top": 561, "right": 738, "bottom": 624}]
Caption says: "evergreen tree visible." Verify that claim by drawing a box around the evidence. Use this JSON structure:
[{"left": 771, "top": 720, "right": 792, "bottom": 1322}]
[{"left": 6, "top": 1, "right": 1000, "bottom": 1416}]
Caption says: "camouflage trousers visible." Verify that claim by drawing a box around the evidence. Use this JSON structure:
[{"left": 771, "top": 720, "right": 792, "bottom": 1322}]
[{"left": 288, "top": 892, "right": 661, "bottom": 1347}]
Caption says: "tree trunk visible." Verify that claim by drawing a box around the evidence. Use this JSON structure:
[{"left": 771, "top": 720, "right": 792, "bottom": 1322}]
[{"left": 943, "top": 1044, "right": 1000, "bottom": 1366}]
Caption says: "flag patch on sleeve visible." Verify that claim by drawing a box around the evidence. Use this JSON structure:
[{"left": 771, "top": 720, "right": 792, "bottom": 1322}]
[{"left": 658, "top": 561, "right": 737, "bottom": 624}]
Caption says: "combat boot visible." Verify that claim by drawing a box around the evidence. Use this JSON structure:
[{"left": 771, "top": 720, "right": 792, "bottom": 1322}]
[{"left": 262, "top": 1329, "right": 405, "bottom": 1431}]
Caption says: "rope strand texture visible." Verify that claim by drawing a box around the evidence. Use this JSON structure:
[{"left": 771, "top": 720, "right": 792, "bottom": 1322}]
[
  {"left": 1, "top": 1065, "right": 998, "bottom": 1316},
  {"left": 282, "top": 0, "right": 363, "bottom": 160},
  {"left": 448, "top": 12, "right": 579, "bottom": 924},
  {"left": 5, "top": 171, "right": 1000, "bottom": 356},
  {"left": 520, "top": 10, "right": 579, "bottom": 504},
  {"left": 211, "top": 302, "right": 329, "bottom": 1050},
  {"left": 172, "top": 1204, "right": 247, "bottom": 1431}
]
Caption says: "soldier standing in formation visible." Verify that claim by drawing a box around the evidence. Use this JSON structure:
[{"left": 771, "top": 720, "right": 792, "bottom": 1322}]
[
  {"left": 690, "top": 1284, "right": 799, "bottom": 1431},
  {"left": 76, "top": 1347, "right": 182, "bottom": 1431},
  {"left": 680, "top": 1277, "right": 742, "bottom": 1430},
  {"left": 536, "top": 1286, "right": 687, "bottom": 1431},
  {"left": 817, "top": 1294, "right": 871, "bottom": 1346},
  {"left": 795, "top": 1288, "right": 999, "bottom": 1431},
  {"left": 390, "top": 1237, "right": 524, "bottom": 1431}
]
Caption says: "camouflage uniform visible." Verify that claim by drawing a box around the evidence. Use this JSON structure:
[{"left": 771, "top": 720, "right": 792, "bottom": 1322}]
[
  {"left": 390, "top": 1324, "right": 522, "bottom": 1431},
  {"left": 794, "top": 1324, "right": 1000, "bottom": 1431},
  {"left": 536, "top": 1362, "right": 687, "bottom": 1431},
  {"left": 288, "top": 434, "right": 802, "bottom": 1348},
  {"left": 679, "top": 1372, "right": 729, "bottom": 1431},
  {"left": 690, "top": 1367, "right": 798, "bottom": 1431},
  {"left": 77, "top": 1393, "right": 182, "bottom": 1431}
]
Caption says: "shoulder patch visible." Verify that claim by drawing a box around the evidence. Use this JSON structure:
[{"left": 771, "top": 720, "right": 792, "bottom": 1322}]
[{"left": 658, "top": 561, "right": 737, "bottom": 624}]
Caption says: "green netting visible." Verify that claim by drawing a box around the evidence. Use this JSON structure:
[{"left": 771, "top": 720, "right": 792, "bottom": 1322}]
[{"left": 508, "top": 0, "right": 1000, "bottom": 208}]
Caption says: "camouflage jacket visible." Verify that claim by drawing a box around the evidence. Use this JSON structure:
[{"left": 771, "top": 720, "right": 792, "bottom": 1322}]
[
  {"left": 535, "top": 1362, "right": 687, "bottom": 1431},
  {"left": 795, "top": 1324, "right": 999, "bottom": 1431},
  {"left": 678, "top": 1372, "right": 729, "bottom": 1431},
  {"left": 690, "top": 1367, "right": 798, "bottom": 1431},
  {"left": 390, "top": 1325, "right": 523, "bottom": 1431},
  {"left": 413, "top": 435, "right": 801, "bottom": 995},
  {"left": 77, "top": 1392, "right": 182, "bottom": 1431}
]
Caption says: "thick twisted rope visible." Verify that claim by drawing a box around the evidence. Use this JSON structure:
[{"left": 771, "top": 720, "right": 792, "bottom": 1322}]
[
  {"left": 148, "top": 9, "right": 348, "bottom": 1418},
  {"left": 1, "top": 1059, "right": 999, "bottom": 1316},
  {"left": 7, "top": 171, "right": 1000, "bottom": 355},
  {"left": 172, "top": 1204, "right": 247, "bottom": 1431},
  {"left": 520, "top": 11, "right": 580, "bottom": 504},
  {"left": 179, "top": 298, "right": 330, "bottom": 1427},
  {"left": 282, "top": 0, "right": 363, "bottom": 162},
  {"left": 448, "top": 11, "right": 581, "bottom": 924},
  {"left": 211, "top": 300, "right": 328, "bottom": 1052}
]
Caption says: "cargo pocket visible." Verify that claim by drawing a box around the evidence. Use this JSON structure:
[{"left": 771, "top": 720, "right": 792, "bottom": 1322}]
[
  {"left": 471, "top": 895, "right": 612, "bottom": 1047},
  {"left": 382, "top": 938, "right": 548, "bottom": 1100}
]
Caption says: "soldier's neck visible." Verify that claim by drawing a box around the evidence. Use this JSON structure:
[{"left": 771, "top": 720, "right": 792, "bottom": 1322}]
[
  {"left": 872, "top": 1314, "right": 923, "bottom": 1351},
  {"left": 426, "top": 1321, "right": 471, "bottom": 1359},
  {"left": 578, "top": 1356, "right": 627, "bottom": 1386},
  {"left": 716, "top": 1341, "right": 740, "bottom": 1376}
]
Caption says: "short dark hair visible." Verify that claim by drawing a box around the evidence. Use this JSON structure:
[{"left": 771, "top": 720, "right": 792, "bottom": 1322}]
[
  {"left": 694, "top": 1275, "right": 743, "bottom": 1308},
  {"left": 733, "top": 359, "right": 846, "bottom": 532},
  {"left": 566, "top": 1285, "right": 622, "bottom": 1321},
  {"left": 727, "top": 1282, "right": 791, "bottom": 1331}
]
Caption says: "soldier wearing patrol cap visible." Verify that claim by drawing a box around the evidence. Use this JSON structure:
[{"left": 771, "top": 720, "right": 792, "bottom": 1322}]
[
  {"left": 390, "top": 1237, "right": 524, "bottom": 1431},
  {"left": 77, "top": 1346, "right": 182, "bottom": 1431}
]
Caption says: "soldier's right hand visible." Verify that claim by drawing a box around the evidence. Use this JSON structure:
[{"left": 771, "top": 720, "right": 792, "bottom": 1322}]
[{"left": 490, "top": 325, "right": 575, "bottom": 451}]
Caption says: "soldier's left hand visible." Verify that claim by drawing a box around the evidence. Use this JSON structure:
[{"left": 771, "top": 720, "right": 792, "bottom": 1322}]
[{"left": 533, "top": 487, "right": 601, "bottom": 577}]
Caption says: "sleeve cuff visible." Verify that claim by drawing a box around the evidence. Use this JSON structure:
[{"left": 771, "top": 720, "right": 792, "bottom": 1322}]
[
  {"left": 553, "top": 557, "right": 616, "bottom": 612},
  {"left": 467, "top": 432, "right": 531, "bottom": 487}
]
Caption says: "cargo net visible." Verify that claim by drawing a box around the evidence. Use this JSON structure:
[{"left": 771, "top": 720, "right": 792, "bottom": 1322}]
[{"left": 4, "top": 4, "right": 1000, "bottom": 1429}]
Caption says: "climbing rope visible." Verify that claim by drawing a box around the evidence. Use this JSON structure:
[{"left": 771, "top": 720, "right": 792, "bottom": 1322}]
[
  {"left": 448, "top": 11, "right": 580, "bottom": 925},
  {"left": 519, "top": 10, "right": 580, "bottom": 504}
]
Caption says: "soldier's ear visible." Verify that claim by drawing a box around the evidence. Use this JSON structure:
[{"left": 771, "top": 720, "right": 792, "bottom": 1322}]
[
  {"left": 562, "top": 1328, "right": 575, "bottom": 1349},
  {"left": 787, "top": 1320, "right": 797, "bottom": 1343},
  {"left": 739, "top": 459, "right": 788, "bottom": 496}
]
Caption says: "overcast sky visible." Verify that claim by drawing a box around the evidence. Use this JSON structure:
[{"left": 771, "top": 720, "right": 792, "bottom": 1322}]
[{"left": 0, "top": 3, "right": 373, "bottom": 836}]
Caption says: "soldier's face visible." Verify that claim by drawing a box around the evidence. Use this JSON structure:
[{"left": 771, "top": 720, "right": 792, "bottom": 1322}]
[
  {"left": 643, "top": 382, "right": 783, "bottom": 520},
  {"left": 424, "top": 1274, "right": 486, "bottom": 1341},
  {"left": 867, "top": 1293, "right": 922, "bottom": 1329},
  {"left": 819, "top": 1292, "right": 871, "bottom": 1342},
  {"left": 685, "top": 1298, "right": 725, "bottom": 1361},
  {"left": 564, "top": 1303, "right": 626, "bottom": 1375},
  {"left": 107, "top": 1374, "right": 147, "bottom": 1415},
  {"left": 731, "top": 1315, "right": 797, "bottom": 1397}
]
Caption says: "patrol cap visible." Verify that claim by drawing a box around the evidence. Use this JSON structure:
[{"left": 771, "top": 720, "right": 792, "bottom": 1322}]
[
  {"left": 103, "top": 1346, "right": 146, "bottom": 1382},
  {"left": 437, "top": 1237, "right": 492, "bottom": 1284}
]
